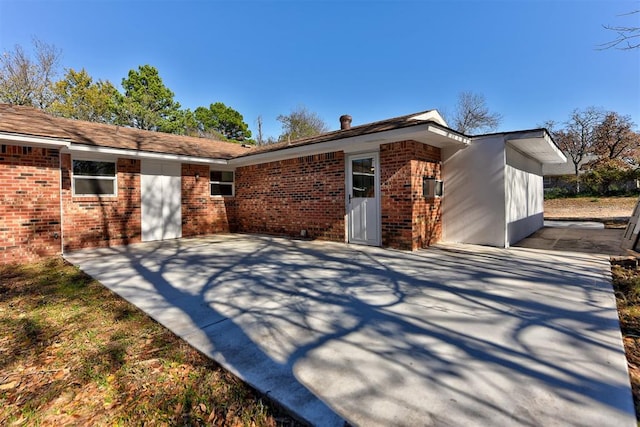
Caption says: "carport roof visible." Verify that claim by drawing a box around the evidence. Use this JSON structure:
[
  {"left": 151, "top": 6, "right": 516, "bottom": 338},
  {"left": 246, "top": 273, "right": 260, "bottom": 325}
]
[{"left": 476, "top": 128, "right": 567, "bottom": 164}]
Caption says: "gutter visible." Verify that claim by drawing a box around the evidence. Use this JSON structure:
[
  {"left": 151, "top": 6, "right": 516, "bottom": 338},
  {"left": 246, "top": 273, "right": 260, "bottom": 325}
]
[
  {"left": 67, "top": 143, "right": 230, "bottom": 165},
  {"left": 0, "top": 132, "right": 71, "bottom": 148}
]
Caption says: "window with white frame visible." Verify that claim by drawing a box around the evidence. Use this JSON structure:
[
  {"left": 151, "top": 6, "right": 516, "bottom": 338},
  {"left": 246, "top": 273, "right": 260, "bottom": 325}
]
[
  {"left": 210, "top": 170, "right": 234, "bottom": 196},
  {"left": 72, "top": 159, "right": 117, "bottom": 196}
]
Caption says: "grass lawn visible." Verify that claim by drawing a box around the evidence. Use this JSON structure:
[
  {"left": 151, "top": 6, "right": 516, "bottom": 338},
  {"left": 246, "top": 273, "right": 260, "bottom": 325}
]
[
  {"left": 611, "top": 266, "right": 640, "bottom": 420},
  {"left": 544, "top": 196, "right": 637, "bottom": 222},
  {"left": 0, "top": 258, "right": 300, "bottom": 426}
]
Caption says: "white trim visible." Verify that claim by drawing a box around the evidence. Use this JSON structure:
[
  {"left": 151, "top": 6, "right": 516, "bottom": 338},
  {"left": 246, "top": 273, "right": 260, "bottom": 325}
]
[
  {"left": 502, "top": 144, "right": 509, "bottom": 248},
  {"left": 231, "top": 123, "right": 470, "bottom": 167},
  {"left": 409, "top": 110, "right": 449, "bottom": 127},
  {"left": 58, "top": 153, "right": 64, "bottom": 256},
  {"left": 71, "top": 158, "right": 118, "bottom": 197},
  {"left": 346, "top": 152, "right": 381, "bottom": 247},
  {"left": 209, "top": 169, "right": 235, "bottom": 197},
  {"left": 504, "top": 130, "right": 566, "bottom": 164},
  {"left": 0, "top": 132, "right": 71, "bottom": 148},
  {"left": 67, "top": 143, "right": 229, "bottom": 165}
]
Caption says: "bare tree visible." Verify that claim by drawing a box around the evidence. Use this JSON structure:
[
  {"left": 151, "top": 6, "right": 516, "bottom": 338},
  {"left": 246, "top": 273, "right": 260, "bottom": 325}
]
[
  {"left": 599, "top": 10, "right": 640, "bottom": 50},
  {"left": 548, "top": 107, "right": 605, "bottom": 193},
  {"left": 277, "top": 105, "right": 328, "bottom": 142},
  {"left": 449, "top": 91, "right": 502, "bottom": 134},
  {"left": 255, "top": 115, "right": 264, "bottom": 145},
  {"left": 0, "top": 38, "right": 62, "bottom": 108}
]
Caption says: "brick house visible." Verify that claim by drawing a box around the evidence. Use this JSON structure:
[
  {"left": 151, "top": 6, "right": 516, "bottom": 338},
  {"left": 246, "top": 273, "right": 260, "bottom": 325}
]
[{"left": 0, "top": 104, "right": 565, "bottom": 264}]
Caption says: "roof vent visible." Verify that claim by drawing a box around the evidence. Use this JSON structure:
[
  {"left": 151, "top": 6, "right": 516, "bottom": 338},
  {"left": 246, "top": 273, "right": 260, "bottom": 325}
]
[{"left": 339, "top": 115, "right": 352, "bottom": 130}]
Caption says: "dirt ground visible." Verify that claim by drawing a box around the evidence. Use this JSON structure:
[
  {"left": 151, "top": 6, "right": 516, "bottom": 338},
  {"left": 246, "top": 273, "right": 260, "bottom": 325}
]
[{"left": 544, "top": 196, "right": 637, "bottom": 220}]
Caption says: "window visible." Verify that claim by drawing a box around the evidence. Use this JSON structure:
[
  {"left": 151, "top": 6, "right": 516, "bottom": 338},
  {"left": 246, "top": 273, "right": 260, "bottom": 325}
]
[
  {"left": 351, "top": 158, "right": 375, "bottom": 198},
  {"left": 73, "top": 160, "right": 117, "bottom": 196},
  {"left": 210, "top": 170, "right": 234, "bottom": 196}
]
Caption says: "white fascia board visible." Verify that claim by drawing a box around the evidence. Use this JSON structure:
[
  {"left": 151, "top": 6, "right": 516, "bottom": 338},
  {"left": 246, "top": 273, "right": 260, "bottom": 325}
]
[
  {"left": 0, "top": 132, "right": 71, "bottom": 148},
  {"left": 425, "top": 124, "right": 470, "bottom": 145},
  {"left": 66, "top": 143, "right": 229, "bottom": 165},
  {"left": 411, "top": 110, "right": 449, "bottom": 127},
  {"left": 230, "top": 123, "right": 469, "bottom": 167}
]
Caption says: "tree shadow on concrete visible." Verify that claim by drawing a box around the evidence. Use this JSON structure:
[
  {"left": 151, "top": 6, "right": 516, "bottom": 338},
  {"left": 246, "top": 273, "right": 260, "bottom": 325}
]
[{"left": 66, "top": 236, "right": 635, "bottom": 426}]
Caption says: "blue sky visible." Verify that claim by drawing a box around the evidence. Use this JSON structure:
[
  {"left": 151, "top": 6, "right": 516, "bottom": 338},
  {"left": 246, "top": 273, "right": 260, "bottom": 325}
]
[{"left": 1, "top": 0, "right": 639, "bottom": 139}]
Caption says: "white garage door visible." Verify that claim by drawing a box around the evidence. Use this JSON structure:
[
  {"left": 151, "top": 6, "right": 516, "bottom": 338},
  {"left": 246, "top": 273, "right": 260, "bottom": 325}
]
[{"left": 141, "top": 160, "right": 182, "bottom": 242}]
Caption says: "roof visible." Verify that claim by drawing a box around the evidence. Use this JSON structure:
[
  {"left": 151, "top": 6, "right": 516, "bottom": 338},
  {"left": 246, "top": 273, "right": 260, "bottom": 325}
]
[
  {"left": 475, "top": 128, "right": 567, "bottom": 165},
  {"left": 542, "top": 153, "right": 598, "bottom": 176},
  {"left": 0, "top": 105, "right": 469, "bottom": 164},
  {"left": 0, "top": 104, "right": 250, "bottom": 159},
  {"left": 240, "top": 109, "right": 463, "bottom": 158}
]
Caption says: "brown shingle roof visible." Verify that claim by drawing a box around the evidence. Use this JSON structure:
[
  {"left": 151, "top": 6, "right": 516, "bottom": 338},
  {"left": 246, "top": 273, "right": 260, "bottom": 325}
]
[
  {"left": 241, "top": 109, "right": 445, "bottom": 157},
  {"left": 0, "top": 104, "right": 250, "bottom": 159}
]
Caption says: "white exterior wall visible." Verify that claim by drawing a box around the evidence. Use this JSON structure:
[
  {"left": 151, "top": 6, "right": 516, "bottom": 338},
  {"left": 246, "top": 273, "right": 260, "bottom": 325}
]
[
  {"left": 505, "top": 146, "right": 544, "bottom": 245},
  {"left": 442, "top": 135, "right": 507, "bottom": 247}
]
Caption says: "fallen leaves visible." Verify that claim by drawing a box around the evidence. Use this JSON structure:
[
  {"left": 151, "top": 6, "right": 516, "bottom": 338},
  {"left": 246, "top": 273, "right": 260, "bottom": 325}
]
[
  {"left": 0, "top": 258, "right": 297, "bottom": 426},
  {"left": 545, "top": 196, "right": 636, "bottom": 219}
]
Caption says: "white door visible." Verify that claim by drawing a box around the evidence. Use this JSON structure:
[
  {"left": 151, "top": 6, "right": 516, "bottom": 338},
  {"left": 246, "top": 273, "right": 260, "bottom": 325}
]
[
  {"left": 141, "top": 160, "right": 182, "bottom": 242},
  {"left": 347, "top": 153, "right": 380, "bottom": 246}
]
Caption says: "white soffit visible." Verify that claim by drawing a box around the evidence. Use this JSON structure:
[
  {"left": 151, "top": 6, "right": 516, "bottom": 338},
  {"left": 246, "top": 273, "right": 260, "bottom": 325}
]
[
  {"left": 230, "top": 123, "right": 470, "bottom": 166},
  {"left": 506, "top": 130, "right": 566, "bottom": 164}
]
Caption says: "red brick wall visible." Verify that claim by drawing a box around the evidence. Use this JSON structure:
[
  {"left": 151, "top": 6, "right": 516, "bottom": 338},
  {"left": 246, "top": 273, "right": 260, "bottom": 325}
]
[
  {"left": 181, "top": 163, "right": 236, "bottom": 236},
  {"left": 0, "top": 145, "right": 62, "bottom": 263},
  {"left": 61, "top": 155, "right": 141, "bottom": 251},
  {"left": 380, "top": 140, "right": 441, "bottom": 250},
  {"left": 412, "top": 147, "right": 442, "bottom": 249},
  {"left": 235, "top": 152, "right": 345, "bottom": 241}
]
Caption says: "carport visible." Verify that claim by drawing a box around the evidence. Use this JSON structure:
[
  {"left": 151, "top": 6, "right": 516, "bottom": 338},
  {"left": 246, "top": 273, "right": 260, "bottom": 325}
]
[{"left": 65, "top": 235, "right": 634, "bottom": 426}]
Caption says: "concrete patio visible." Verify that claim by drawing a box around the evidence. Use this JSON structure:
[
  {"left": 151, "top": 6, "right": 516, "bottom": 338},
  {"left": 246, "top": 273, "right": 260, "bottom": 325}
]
[{"left": 65, "top": 234, "right": 635, "bottom": 426}]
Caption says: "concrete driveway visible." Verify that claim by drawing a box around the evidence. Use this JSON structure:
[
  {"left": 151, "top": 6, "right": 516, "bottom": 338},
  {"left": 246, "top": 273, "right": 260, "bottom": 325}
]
[
  {"left": 65, "top": 235, "right": 634, "bottom": 426},
  {"left": 515, "top": 222, "right": 627, "bottom": 256}
]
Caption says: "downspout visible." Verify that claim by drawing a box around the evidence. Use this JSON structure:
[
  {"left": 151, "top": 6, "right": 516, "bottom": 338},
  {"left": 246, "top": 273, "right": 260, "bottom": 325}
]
[
  {"left": 503, "top": 138, "right": 509, "bottom": 248},
  {"left": 59, "top": 149, "right": 65, "bottom": 257}
]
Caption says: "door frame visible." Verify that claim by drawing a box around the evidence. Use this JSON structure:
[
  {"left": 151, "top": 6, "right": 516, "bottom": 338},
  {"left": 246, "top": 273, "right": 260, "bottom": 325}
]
[{"left": 346, "top": 152, "right": 381, "bottom": 246}]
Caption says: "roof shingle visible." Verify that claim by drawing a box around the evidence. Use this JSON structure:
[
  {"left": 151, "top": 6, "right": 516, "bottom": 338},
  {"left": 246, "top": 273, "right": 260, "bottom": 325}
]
[{"left": 0, "top": 104, "right": 250, "bottom": 159}]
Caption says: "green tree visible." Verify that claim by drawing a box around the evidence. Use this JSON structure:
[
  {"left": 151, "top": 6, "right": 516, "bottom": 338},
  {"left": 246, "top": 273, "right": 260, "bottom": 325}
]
[
  {"left": 175, "top": 108, "right": 201, "bottom": 137},
  {"left": 49, "top": 68, "right": 119, "bottom": 123},
  {"left": 448, "top": 91, "right": 502, "bottom": 134},
  {"left": 582, "top": 158, "right": 635, "bottom": 195},
  {"left": 194, "top": 102, "right": 252, "bottom": 141},
  {"left": 277, "top": 106, "right": 328, "bottom": 142},
  {"left": 118, "top": 65, "right": 181, "bottom": 132},
  {"left": 0, "top": 38, "right": 61, "bottom": 108}
]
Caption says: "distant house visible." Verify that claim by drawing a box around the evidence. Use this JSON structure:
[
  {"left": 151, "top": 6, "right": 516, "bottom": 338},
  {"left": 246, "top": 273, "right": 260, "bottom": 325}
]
[
  {"left": 543, "top": 153, "right": 639, "bottom": 194},
  {"left": 542, "top": 153, "right": 598, "bottom": 192},
  {"left": 0, "top": 104, "right": 566, "bottom": 264}
]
